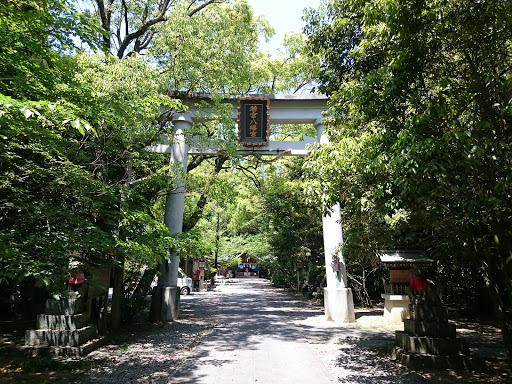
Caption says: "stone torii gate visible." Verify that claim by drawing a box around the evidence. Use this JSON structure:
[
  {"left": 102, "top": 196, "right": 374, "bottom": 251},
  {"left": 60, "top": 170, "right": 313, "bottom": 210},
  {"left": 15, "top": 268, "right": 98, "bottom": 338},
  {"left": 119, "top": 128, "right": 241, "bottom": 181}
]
[{"left": 151, "top": 94, "right": 355, "bottom": 324}]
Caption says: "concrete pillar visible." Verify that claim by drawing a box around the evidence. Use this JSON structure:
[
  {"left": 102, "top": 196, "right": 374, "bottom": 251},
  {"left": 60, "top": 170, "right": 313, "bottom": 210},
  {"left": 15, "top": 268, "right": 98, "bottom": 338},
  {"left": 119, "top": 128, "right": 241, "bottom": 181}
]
[
  {"left": 316, "top": 120, "right": 355, "bottom": 323},
  {"left": 156, "top": 113, "right": 192, "bottom": 322}
]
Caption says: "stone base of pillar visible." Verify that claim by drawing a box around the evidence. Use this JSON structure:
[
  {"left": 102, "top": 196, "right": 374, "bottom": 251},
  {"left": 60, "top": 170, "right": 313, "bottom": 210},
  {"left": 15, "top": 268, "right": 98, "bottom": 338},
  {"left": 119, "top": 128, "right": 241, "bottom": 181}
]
[
  {"left": 149, "top": 286, "right": 180, "bottom": 323},
  {"left": 161, "top": 286, "right": 180, "bottom": 321},
  {"left": 324, "top": 287, "right": 356, "bottom": 323}
]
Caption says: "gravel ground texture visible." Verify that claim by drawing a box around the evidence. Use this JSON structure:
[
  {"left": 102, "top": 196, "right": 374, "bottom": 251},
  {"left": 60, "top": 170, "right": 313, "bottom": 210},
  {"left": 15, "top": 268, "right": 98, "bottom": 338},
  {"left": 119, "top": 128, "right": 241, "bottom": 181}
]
[
  {"left": 77, "top": 279, "right": 511, "bottom": 384},
  {"left": 2, "top": 278, "right": 510, "bottom": 383},
  {"left": 79, "top": 292, "right": 221, "bottom": 384}
]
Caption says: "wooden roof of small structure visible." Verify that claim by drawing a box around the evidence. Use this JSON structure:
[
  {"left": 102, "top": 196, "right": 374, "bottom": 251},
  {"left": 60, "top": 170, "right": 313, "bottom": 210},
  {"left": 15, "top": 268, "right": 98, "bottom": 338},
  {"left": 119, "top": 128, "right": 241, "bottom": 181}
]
[{"left": 378, "top": 250, "right": 434, "bottom": 269}]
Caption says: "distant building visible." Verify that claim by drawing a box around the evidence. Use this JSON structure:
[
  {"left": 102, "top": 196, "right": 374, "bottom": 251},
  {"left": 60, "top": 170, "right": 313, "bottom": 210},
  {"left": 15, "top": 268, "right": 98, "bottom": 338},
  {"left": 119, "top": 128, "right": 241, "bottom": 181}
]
[{"left": 234, "top": 253, "right": 260, "bottom": 277}]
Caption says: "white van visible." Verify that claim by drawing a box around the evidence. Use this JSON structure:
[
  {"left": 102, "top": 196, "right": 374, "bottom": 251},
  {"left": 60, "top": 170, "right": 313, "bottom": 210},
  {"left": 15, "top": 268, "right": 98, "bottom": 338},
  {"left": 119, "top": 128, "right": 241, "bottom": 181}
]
[
  {"left": 148, "top": 267, "right": 193, "bottom": 295},
  {"left": 177, "top": 268, "right": 193, "bottom": 295}
]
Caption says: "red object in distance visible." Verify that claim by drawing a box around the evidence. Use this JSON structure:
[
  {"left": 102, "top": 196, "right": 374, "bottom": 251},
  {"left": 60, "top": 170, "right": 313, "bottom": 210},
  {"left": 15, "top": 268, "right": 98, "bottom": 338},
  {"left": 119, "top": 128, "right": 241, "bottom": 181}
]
[
  {"left": 410, "top": 277, "right": 427, "bottom": 290},
  {"left": 69, "top": 272, "right": 85, "bottom": 284}
]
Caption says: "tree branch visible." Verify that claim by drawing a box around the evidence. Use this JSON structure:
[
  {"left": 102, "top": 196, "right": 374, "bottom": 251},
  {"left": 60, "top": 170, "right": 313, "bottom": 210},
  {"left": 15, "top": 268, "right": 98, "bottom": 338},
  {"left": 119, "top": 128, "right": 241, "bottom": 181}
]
[
  {"left": 238, "top": 164, "right": 261, "bottom": 189},
  {"left": 117, "top": 16, "right": 164, "bottom": 58},
  {"left": 138, "top": 29, "right": 158, "bottom": 51},
  {"left": 122, "top": 0, "right": 129, "bottom": 42},
  {"left": 188, "top": 0, "right": 226, "bottom": 17},
  {"left": 187, "top": 154, "right": 213, "bottom": 172},
  {"left": 117, "top": 0, "right": 173, "bottom": 58},
  {"left": 95, "top": 0, "right": 112, "bottom": 53},
  {"left": 134, "top": 3, "right": 151, "bottom": 53}
]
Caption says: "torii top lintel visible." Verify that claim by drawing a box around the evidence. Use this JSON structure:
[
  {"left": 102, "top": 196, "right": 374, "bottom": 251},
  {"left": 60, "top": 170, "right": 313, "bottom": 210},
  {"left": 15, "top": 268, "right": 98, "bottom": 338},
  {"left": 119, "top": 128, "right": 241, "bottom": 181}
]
[
  {"left": 170, "top": 92, "right": 328, "bottom": 126},
  {"left": 154, "top": 93, "right": 329, "bottom": 156}
]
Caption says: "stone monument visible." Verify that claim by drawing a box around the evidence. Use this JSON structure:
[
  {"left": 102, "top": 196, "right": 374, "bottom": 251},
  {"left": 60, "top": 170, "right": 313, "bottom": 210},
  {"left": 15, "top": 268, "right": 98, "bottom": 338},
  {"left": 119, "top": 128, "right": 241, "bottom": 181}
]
[
  {"left": 24, "top": 270, "right": 105, "bottom": 358},
  {"left": 393, "top": 278, "right": 484, "bottom": 370}
]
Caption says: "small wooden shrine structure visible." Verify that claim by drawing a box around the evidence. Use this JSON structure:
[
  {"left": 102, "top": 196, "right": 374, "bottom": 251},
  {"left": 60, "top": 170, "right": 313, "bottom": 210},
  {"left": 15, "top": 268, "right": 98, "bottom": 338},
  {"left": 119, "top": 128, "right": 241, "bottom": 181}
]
[{"left": 379, "top": 251, "right": 434, "bottom": 321}]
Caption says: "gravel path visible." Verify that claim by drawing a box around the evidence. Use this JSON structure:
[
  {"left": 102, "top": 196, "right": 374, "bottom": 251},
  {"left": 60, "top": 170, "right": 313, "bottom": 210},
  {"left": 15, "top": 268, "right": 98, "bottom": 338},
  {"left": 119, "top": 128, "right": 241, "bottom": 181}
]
[
  {"left": 76, "top": 279, "right": 510, "bottom": 384},
  {"left": 80, "top": 292, "right": 221, "bottom": 383}
]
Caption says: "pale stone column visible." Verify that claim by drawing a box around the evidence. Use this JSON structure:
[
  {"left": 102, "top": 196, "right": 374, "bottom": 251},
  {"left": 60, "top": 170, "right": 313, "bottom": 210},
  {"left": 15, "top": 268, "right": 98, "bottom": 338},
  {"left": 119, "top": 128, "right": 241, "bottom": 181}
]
[
  {"left": 164, "top": 113, "right": 191, "bottom": 282},
  {"left": 315, "top": 119, "right": 355, "bottom": 323},
  {"left": 154, "top": 113, "right": 192, "bottom": 322}
]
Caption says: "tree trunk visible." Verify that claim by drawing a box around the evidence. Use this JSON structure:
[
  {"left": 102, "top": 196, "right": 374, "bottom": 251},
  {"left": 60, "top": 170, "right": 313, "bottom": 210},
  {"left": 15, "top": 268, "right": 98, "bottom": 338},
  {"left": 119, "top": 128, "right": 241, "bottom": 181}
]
[
  {"left": 132, "top": 267, "right": 156, "bottom": 298},
  {"left": 110, "top": 255, "right": 124, "bottom": 331},
  {"left": 214, "top": 211, "right": 220, "bottom": 270},
  {"left": 483, "top": 272, "right": 512, "bottom": 360}
]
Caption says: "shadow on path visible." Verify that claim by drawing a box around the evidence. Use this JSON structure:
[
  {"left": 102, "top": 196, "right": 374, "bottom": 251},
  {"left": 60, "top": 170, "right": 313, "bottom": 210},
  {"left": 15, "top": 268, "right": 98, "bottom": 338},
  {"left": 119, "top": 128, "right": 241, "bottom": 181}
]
[{"left": 76, "top": 278, "right": 510, "bottom": 384}]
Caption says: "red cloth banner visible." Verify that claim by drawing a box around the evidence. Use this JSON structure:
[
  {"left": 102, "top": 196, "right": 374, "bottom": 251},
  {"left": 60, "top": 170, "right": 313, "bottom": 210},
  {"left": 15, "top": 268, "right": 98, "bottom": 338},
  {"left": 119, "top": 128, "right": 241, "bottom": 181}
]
[{"left": 410, "top": 277, "right": 427, "bottom": 290}]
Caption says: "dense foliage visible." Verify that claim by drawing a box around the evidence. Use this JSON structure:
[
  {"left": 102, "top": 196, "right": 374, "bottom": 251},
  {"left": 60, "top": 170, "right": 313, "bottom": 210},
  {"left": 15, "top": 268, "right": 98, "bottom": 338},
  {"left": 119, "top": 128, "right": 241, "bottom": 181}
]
[
  {"left": 304, "top": 0, "right": 512, "bottom": 357},
  {"left": 192, "top": 155, "right": 325, "bottom": 288},
  {"left": 0, "top": 0, "right": 321, "bottom": 325},
  {"left": 0, "top": 0, "right": 186, "bottom": 319}
]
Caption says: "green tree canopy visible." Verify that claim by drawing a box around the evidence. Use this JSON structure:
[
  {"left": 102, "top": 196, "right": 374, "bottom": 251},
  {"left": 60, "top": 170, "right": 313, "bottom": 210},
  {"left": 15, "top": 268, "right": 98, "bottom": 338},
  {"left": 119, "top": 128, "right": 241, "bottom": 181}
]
[
  {"left": 304, "top": 0, "right": 512, "bottom": 357},
  {"left": 1, "top": 0, "right": 324, "bottom": 325},
  {"left": 0, "top": 0, "right": 180, "bottom": 297}
]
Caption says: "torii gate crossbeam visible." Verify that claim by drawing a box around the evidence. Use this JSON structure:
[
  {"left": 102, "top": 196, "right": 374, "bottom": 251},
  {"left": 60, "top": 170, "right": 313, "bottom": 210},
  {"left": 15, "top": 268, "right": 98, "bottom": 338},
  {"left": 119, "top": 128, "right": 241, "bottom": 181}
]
[{"left": 151, "top": 94, "right": 355, "bottom": 325}]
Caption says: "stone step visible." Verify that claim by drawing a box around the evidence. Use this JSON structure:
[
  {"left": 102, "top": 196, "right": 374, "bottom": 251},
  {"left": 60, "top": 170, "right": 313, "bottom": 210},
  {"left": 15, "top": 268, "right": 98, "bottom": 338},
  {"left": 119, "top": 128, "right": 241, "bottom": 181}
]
[
  {"left": 409, "top": 304, "right": 448, "bottom": 322},
  {"left": 36, "top": 313, "right": 90, "bottom": 331},
  {"left": 395, "top": 331, "right": 470, "bottom": 355},
  {"left": 392, "top": 347, "right": 487, "bottom": 371},
  {"left": 24, "top": 337, "right": 106, "bottom": 358},
  {"left": 25, "top": 325, "right": 97, "bottom": 347},
  {"left": 404, "top": 319, "right": 456, "bottom": 338}
]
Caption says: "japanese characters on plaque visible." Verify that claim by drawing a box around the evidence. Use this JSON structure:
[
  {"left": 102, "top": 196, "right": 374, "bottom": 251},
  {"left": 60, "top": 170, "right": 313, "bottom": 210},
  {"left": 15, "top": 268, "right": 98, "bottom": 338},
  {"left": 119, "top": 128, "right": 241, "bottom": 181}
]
[{"left": 237, "top": 96, "right": 270, "bottom": 146}]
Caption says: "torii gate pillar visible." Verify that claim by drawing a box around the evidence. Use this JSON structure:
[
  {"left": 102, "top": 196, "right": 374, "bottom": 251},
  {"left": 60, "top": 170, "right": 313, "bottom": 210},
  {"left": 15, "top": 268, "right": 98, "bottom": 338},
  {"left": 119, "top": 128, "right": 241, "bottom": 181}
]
[
  {"left": 151, "top": 113, "right": 192, "bottom": 323},
  {"left": 316, "top": 121, "right": 355, "bottom": 324}
]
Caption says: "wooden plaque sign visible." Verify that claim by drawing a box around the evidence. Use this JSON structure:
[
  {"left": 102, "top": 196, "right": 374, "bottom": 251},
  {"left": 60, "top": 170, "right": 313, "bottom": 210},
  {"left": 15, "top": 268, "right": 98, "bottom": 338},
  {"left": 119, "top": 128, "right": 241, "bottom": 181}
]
[
  {"left": 390, "top": 269, "right": 410, "bottom": 283},
  {"left": 237, "top": 96, "right": 270, "bottom": 146}
]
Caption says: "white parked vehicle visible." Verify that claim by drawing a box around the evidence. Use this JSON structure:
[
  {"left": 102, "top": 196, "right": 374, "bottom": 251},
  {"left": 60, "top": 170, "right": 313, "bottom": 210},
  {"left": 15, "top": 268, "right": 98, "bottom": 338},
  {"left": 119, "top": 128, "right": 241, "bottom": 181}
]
[
  {"left": 177, "top": 268, "right": 193, "bottom": 295},
  {"left": 148, "top": 267, "right": 193, "bottom": 295}
]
